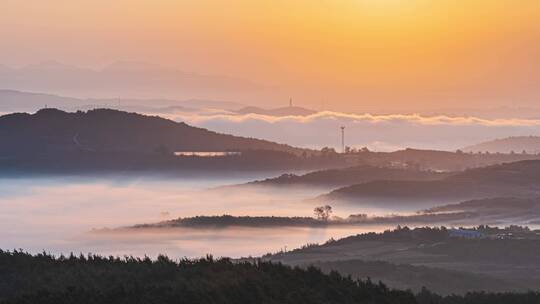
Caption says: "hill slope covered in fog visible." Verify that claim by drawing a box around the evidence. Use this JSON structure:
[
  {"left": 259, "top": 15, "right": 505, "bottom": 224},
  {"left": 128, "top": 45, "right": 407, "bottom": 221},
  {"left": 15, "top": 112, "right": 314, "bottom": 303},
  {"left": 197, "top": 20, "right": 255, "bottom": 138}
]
[
  {"left": 320, "top": 160, "right": 540, "bottom": 203},
  {"left": 245, "top": 165, "right": 450, "bottom": 189}
]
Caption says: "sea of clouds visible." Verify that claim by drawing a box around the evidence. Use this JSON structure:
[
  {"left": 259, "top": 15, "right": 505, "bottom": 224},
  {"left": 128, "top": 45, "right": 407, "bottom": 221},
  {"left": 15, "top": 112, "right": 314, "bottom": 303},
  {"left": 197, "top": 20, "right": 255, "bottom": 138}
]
[{"left": 158, "top": 110, "right": 540, "bottom": 151}]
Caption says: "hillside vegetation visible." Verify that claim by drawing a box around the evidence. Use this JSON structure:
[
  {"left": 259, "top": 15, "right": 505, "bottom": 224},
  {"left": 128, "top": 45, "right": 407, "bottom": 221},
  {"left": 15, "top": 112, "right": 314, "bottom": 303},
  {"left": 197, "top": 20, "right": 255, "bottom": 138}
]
[{"left": 1, "top": 250, "right": 539, "bottom": 304}]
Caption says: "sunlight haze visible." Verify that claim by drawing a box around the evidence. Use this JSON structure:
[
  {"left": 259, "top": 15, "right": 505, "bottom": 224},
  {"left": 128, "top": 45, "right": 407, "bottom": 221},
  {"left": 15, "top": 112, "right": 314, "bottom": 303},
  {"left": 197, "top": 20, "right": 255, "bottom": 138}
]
[{"left": 2, "top": 0, "right": 540, "bottom": 111}]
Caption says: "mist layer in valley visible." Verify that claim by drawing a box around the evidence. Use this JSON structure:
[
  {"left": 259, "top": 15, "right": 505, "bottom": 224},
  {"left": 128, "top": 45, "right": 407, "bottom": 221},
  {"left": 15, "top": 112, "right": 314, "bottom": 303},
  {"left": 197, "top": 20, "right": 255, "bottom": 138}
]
[{"left": 0, "top": 174, "right": 396, "bottom": 258}]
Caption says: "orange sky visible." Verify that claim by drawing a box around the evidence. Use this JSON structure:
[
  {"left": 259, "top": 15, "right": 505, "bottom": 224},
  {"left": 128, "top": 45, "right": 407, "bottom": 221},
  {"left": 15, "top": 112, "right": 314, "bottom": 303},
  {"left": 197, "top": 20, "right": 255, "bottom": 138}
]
[{"left": 2, "top": 0, "right": 540, "bottom": 111}]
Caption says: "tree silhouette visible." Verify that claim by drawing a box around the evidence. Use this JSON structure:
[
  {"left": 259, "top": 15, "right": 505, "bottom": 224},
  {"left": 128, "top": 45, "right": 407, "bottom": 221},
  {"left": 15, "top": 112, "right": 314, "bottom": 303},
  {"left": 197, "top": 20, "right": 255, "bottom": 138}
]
[{"left": 314, "top": 205, "right": 333, "bottom": 221}]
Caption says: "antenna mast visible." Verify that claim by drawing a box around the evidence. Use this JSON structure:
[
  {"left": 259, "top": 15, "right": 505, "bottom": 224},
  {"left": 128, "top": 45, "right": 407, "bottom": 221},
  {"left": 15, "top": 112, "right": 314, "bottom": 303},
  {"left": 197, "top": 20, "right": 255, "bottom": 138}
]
[{"left": 340, "top": 126, "right": 345, "bottom": 153}]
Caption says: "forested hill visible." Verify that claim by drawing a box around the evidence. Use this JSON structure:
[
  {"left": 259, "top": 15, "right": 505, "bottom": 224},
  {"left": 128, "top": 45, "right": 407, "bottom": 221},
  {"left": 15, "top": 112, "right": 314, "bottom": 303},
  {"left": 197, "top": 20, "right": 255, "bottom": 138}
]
[
  {"left": 0, "top": 108, "right": 303, "bottom": 156},
  {"left": 1, "top": 250, "right": 539, "bottom": 304}
]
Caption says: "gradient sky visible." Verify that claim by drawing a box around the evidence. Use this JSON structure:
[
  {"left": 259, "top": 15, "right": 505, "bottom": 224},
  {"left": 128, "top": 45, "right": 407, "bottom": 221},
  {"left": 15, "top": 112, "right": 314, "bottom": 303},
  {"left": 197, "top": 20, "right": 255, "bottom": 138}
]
[{"left": 2, "top": 0, "right": 540, "bottom": 111}]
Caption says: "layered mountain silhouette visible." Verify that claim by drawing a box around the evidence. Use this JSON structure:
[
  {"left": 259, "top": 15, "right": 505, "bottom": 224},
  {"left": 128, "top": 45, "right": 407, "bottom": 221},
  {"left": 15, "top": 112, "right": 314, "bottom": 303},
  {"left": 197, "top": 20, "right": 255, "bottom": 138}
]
[{"left": 318, "top": 160, "right": 540, "bottom": 203}]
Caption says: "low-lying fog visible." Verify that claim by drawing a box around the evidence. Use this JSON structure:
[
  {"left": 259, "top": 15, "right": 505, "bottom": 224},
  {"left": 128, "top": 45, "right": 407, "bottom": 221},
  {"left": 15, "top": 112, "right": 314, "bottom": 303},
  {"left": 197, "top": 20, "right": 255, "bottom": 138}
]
[
  {"left": 0, "top": 174, "right": 404, "bottom": 258},
  {"left": 5, "top": 173, "right": 528, "bottom": 258}
]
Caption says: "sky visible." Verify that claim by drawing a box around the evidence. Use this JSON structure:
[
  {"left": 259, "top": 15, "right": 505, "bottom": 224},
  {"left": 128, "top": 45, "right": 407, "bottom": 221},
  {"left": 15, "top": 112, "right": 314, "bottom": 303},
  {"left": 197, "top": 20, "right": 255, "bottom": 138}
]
[{"left": 2, "top": 0, "right": 540, "bottom": 112}]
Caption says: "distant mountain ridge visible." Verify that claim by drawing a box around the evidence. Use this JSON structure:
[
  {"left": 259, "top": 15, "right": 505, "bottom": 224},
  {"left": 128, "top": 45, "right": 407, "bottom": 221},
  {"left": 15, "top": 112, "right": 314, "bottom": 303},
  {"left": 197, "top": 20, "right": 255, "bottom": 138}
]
[
  {"left": 463, "top": 136, "right": 540, "bottom": 154},
  {"left": 0, "top": 89, "right": 244, "bottom": 113}
]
